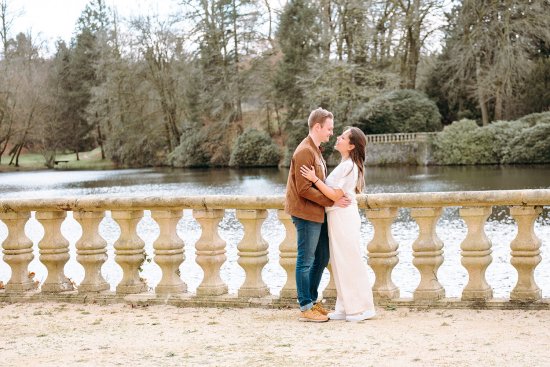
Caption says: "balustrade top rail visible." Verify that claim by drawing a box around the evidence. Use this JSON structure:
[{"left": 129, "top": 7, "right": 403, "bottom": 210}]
[
  {"left": 366, "top": 132, "right": 437, "bottom": 144},
  {"left": 1, "top": 189, "right": 549, "bottom": 212},
  {"left": 1, "top": 188, "right": 550, "bottom": 308}
]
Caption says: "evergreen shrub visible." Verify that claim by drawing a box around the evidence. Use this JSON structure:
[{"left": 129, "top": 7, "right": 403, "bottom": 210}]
[
  {"left": 516, "top": 111, "right": 550, "bottom": 126},
  {"left": 104, "top": 122, "right": 166, "bottom": 167},
  {"left": 169, "top": 122, "right": 229, "bottom": 167},
  {"left": 229, "top": 128, "right": 281, "bottom": 167},
  {"left": 432, "top": 112, "right": 550, "bottom": 165},
  {"left": 432, "top": 119, "right": 493, "bottom": 165},
  {"left": 503, "top": 123, "right": 550, "bottom": 164},
  {"left": 352, "top": 89, "right": 442, "bottom": 134}
]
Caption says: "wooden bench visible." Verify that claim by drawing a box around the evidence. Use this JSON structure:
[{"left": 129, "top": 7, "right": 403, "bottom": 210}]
[{"left": 54, "top": 160, "right": 69, "bottom": 165}]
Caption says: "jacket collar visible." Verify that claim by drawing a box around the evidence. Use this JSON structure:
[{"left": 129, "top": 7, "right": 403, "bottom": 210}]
[
  {"left": 306, "top": 135, "right": 327, "bottom": 177},
  {"left": 306, "top": 135, "right": 322, "bottom": 155}
]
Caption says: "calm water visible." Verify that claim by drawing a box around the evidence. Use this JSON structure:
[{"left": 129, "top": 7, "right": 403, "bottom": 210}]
[
  {"left": 1, "top": 165, "right": 550, "bottom": 198},
  {"left": 0, "top": 165, "right": 549, "bottom": 298}
]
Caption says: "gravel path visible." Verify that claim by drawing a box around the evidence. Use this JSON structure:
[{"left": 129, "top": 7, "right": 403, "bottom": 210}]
[{"left": 1, "top": 302, "right": 549, "bottom": 367}]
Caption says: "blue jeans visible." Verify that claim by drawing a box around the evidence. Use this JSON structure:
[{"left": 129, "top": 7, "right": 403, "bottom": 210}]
[{"left": 292, "top": 215, "right": 330, "bottom": 311}]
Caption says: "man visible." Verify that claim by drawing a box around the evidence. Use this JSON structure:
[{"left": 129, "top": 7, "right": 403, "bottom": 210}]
[{"left": 285, "top": 107, "right": 350, "bottom": 322}]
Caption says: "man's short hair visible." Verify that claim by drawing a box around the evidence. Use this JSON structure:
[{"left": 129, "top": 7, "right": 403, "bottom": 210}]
[{"left": 308, "top": 108, "right": 333, "bottom": 130}]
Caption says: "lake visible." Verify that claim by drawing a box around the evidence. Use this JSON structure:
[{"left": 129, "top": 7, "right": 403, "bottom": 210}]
[{"left": 1, "top": 165, "right": 550, "bottom": 198}]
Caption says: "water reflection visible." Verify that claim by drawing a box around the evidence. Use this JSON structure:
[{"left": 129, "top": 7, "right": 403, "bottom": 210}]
[
  {"left": 1, "top": 164, "right": 550, "bottom": 198},
  {"left": 365, "top": 164, "right": 550, "bottom": 193}
]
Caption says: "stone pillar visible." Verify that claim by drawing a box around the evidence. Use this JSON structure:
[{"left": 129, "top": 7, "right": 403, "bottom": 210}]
[
  {"left": 112, "top": 210, "right": 147, "bottom": 294},
  {"left": 277, "top": 210, "right": 297, "bottom": 299},
  {"left": 36, "top": 211, "right": 74, "bottom": 292},
  {"left": 0, "top": 212, "right": 35, "bottom": 293},
  {"left": 193, "top": 209, "right": 227, "bottom": 296},
  {"left": 509, "top": 206, "right": 543, "bottom": 301},
  {"left": 459, "top": 207, "right": 493, "bottom": 301},
  {"left": 236, "top": 209, "right": 269, "bottom": 298},
  {"left": 74, "top": 211, "right": 110, "bottom": 293},
  {"left": 411, "top": 207, "right": 445, "bottom": 301},
  {"left": 151, "top": 210, "right": 186, "bottom": 295},
  {"left": 323, "top": 264, "right": 337, "bottom": 299},
  {"left": 364, "top": 208, "right": 399, "bottom": 299}
]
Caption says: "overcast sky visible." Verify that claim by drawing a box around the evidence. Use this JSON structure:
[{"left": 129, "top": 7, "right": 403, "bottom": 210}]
[
  {"left": 10, "top": 0, "right": 186, "bottom": 52},
  {"left": 10, "top": 0, "right": 285, "bottom": 55}
]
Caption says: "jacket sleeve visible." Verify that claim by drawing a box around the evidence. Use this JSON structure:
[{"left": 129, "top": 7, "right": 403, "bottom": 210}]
[{"left": 293, "top": 148, "right": 334, "bottom": 207}]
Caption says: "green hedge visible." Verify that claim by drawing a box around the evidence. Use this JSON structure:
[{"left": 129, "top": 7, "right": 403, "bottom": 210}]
[
  {"left": 169, "top": 122, "right": 229, "bottom": 167},
  {"left": 229, "top": 128, "right": 281, "bottom": 167},
  {"left": 503, "top": 122, "right": 550, "bottom": 164},
  {"left": 432, "top": 112, "right": 550, "bottom": 165},
  {"left": 352, "top": 89, "right": 442, "bottom": 134}
]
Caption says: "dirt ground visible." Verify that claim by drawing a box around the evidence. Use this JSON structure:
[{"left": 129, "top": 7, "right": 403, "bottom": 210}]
[{"left": 1, "top": 302, "right": 549, "bottom": 367}]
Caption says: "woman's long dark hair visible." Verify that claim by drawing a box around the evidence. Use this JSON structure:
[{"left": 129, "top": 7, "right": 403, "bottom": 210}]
[{"left": 345, "top": 126, "right": 366, "bottom": 193}]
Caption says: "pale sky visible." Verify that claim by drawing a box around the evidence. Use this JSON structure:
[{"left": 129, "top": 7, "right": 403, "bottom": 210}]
[
  {"left": 10, "top": 0, "right": 285, "bottom": 55},
  {"left": 10, "top": 0, "right": 180, "bottom": 52}
]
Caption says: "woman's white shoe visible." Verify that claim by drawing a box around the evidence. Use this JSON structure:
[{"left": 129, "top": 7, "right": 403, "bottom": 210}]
[
  {"left": 345, "top": 310, "right": 376, "bottom": 322},
  {"left": 327, "top": 311, "right": 346, "bottom": 320}
]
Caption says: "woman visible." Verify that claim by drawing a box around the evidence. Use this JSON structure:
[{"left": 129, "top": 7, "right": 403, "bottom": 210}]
[{"left": 300, "top": 127, "right": 375, "bottom": 322}]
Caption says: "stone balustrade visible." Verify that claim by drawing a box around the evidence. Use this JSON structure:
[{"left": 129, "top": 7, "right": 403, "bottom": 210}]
[
  {"left": 0, "top": 189, "right": 549, "bottom": 309},
  {"left": 366, "top": 132, "right": 436, "bottom": 144}
]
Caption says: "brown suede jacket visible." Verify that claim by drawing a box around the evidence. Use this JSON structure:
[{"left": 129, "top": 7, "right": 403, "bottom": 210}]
[{"left": 285, "top": 136, "right": 334, "bottom": 223}]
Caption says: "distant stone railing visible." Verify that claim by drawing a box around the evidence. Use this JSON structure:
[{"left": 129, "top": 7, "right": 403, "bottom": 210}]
[
  {"left": 0, "top": 190, "right": 549, "bottom": 309},
  {"left": 366, "top": 132, "right": 436, "bottom": 144}
]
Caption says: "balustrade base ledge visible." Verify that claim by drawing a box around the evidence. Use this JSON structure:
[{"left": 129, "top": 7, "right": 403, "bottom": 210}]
[{"left": 1, "top": 291, "right": 549, "bottom": 310}]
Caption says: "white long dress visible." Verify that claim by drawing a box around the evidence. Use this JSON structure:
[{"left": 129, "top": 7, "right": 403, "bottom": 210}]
[{"left": 325, "top": 159, "right": 375, "bottom": 315}]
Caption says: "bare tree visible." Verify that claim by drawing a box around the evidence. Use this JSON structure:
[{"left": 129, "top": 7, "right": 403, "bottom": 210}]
[
  {"left": 129, "top": 14, "right": 183, "bottom": 152},
  {"left": 0, "top": 0, "right": 21, "bottom": 59},
  {"left": 444, "top": 0, "right": 550, "bottom": 125}
]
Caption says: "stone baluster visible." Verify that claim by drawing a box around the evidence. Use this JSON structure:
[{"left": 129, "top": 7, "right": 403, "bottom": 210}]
[
  {"left": 36, "top": 211, "right": 74, "bottom": 292},
  {"left": 509, "top": 206, "right": 543, "bottom": 301},
  {"left": 0, "top": 212, "right": 35, "bottom": 293},
  {"left": 277, "top": 210, "right": 297, "bottom": 299},
  {"left": 151, "top": 210, "right": 186, "bottom": 295},
  {"left": 364, "top": 208, "right": 399, "bottom": 299},
  {"left": 411, "top": 207, "right": 445, "bottom": 301},
  {"left": 323, "top": 264, "right": 337, "bottom": 299},
  {"left": 111, "top": 210, "right": 147, "bottom": 294},
  {"left": 459, "top": 207, "right": 493, "bottom": 301},
  {"left": 236, "top": 209, "right": 269, "bottom": 298},
  {"left": 74, "top": 211, "right": 109, "bottom": 293},
  {"left": 193, "top": 209, "right": 227, "bottom": 296}
]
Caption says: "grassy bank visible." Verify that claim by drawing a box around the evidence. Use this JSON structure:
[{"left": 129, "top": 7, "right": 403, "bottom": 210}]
[{"left": 0, "top": 148, "right": 116, "bottom": 172}]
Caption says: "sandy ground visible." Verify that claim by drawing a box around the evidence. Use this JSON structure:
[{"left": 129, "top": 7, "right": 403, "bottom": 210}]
[{"left": 1, "top": 302, "right": 549, "bottom": 367}]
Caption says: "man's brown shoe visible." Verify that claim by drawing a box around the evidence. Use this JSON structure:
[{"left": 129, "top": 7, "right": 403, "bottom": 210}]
[
  {"left": 298, "top": 309, "right": 329, "bottom": 322},
  {"left": 312, "top": 303, "right": 329, "bottom": 316}
]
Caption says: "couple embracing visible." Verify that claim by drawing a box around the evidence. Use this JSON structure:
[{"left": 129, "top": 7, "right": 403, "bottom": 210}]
[{"left": 285, "top": 107, "right": 376, "bottom": 323}]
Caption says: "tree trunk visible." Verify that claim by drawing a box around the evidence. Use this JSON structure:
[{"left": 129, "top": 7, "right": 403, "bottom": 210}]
[
  {"left": 494, "top": 89, "right": 503, "bottom": 121},
  {"left": 265, "top": 102, "right": 272, "bottom": 135},
  {"left": 0, "top": 137, "right": 8, "bottom": 164},
  {"left": 263, "top": 0, "right": 274, "bottom": 48},
  {"left": 232, "top": 0, "right": 242, "bottom": 122},
  {"left": 163, "top": 122, "right": 172, "bottom": 152},
  {"left": 97, "top": 123, "right": 105, "bottom": 160},
  {"left": 0, "top": 111, "right": 14, "bottom": 164},
  {"left": 275, "top": 104, "right": 281, "bottom": 135},
  {"left": 476, "top": 56, "right": 490, "bottom": 126},
  {"left": 8, "top": 143, "right": 18, "bottom": 165},
  {"left": 44, "top": 151, "right": 56, "bottom": 169},
  {"left": 14, "top": 141, "right": 24, "bottom": 167},
  {"left": 320, "top": 0, "right": 332, "bottom": 61}
]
